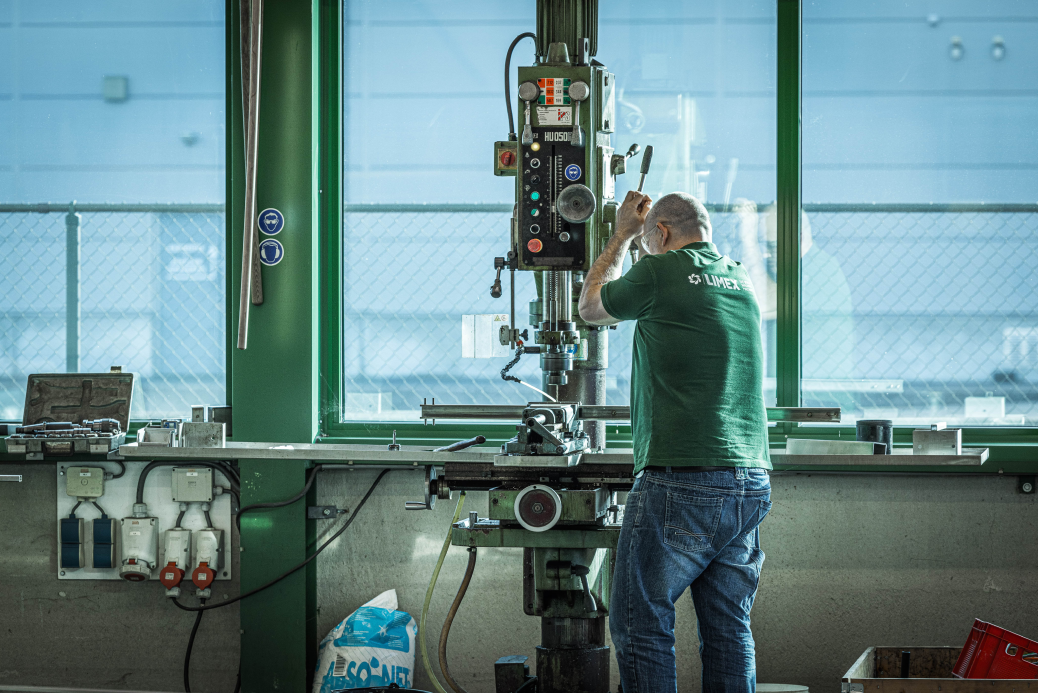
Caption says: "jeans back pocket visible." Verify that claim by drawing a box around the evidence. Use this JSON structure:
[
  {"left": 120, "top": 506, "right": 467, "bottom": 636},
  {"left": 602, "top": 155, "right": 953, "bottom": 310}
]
[{"left": 664, "top": 491, "right": 724, "bottom": 553}]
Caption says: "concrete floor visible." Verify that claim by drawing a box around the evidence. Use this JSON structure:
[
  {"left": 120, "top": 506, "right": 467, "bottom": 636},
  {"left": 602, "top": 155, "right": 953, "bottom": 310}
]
[{"left": 1, "top": 464, "right": 1036, "bottom": 693}]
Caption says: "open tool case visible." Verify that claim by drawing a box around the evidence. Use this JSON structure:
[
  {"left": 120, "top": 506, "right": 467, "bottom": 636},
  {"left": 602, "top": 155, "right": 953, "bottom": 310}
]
[{"left": 6, "top": 371, "right": 134, "bottom": 459}]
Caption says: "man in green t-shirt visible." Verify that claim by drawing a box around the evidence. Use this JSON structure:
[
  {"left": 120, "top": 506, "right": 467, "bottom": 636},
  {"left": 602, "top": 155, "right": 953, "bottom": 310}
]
[{"left": 578, "top": 190, "right": 772, "bottom": 693}]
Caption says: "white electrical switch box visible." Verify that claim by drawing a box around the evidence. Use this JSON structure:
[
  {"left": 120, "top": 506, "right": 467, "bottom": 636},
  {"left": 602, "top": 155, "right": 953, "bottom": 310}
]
[
  {"left": 171, "top": 467, "right": 213, "bottom": 502},
  {"left": 66, "top": 467, "right": 105, "bottom": 498},
  {"left": 194, "top": 529, "right": 222, "bottom": 574},
  {"left": 119, "top": 516, "right": 159, "bottom": 582},
  {"left": 163, "top": 528, "right": 193, "bottom": 572}
]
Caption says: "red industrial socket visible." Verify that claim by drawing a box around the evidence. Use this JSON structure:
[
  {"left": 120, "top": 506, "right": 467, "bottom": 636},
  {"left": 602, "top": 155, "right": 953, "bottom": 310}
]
[
  {"left": 159, "top": 562, "right": 184, "bottom": 589},
  {"left": 192, "top": 562, "right": 215, "bottom": 589}
]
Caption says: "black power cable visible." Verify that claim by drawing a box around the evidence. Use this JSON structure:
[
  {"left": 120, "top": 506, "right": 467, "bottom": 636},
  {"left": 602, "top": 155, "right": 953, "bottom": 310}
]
[
  {"left": 235, "top": 463, "right": 322, "bottom": 530},
  {"left": 505, "top": 32, "right": 537, "bottom": 140},
  {"left": 171, "top": 469, "right": 391, "bottom": 613},
  {"left": 183, "top": 598, "right": 206, "bottom": 692}
]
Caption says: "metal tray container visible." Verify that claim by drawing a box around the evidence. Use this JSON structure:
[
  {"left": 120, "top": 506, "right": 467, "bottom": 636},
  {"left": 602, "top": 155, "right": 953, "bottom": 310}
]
[
  {"left": 843, "top": 646, "right": 1038, "bottom": 693},
  {"left": 5, "top": 372, "right": 133, "bottom": 459}
]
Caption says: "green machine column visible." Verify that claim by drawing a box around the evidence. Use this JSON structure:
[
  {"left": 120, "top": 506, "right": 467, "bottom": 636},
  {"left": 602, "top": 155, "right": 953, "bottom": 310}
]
[{"left": 228, "top": 0, "right": 323, "bottom": 690}]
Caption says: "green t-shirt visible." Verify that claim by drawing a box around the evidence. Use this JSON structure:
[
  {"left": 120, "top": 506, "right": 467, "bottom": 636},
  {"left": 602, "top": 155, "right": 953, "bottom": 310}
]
[{"left": 600, "top": 242, "right": 771, "bottom": 472}]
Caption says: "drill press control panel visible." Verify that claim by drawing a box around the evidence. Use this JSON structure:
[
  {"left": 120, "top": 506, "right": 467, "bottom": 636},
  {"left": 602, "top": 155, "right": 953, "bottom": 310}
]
[{"left": 514, "top": 66, "right": 615, "bottom": 271}]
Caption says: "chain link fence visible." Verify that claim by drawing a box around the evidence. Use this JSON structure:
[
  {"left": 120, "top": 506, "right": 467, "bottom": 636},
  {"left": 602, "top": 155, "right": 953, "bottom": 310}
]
[
  {"left": 2, "top": 202, "right": 1032, "bottom": 425},
  {"left": 343, "top": 203, "right": 1038, "bottom": 425},
  {"left": 0, "top": 203, "right": 226, "bottom": 421}
]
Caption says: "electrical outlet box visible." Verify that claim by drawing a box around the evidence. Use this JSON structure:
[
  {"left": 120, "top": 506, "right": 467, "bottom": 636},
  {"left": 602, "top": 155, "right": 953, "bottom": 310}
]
[
  {"left": 194, "top": 528, "right": 222, "bottom": 572},
  {"left": 92, "top": 518, "right": 117, "bottom": 569},
  {"left": 66, "top": 467, "right": 104, "bottom": 499},
  {"left": 119, "top": 516, "right": 159, "bottom": 581},
  {"left": 60, "top": 517, "right": 85, "bottom": 570},
  {"left": 171, "top": 467, "right": 213, "bottom": 502},
  {"left": 163, "top": 528, "right": 193, "bottom": 572}
]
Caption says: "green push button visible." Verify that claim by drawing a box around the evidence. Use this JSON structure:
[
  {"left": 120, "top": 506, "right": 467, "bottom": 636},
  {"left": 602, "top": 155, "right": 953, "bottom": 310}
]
[{"left": 531, "top": 192, "right": 540, "bottom": 201}]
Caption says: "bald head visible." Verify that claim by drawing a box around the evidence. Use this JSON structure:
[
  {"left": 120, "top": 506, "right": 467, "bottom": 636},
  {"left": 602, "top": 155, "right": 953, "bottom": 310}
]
[{"left": 643, "top": 192, "right": 712, "bottom": 254}]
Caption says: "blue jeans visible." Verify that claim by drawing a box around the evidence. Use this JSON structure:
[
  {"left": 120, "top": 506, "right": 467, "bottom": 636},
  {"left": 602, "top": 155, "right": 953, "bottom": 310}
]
[{"left": 610, "top": 467, "right": 772, "bottom": 693}]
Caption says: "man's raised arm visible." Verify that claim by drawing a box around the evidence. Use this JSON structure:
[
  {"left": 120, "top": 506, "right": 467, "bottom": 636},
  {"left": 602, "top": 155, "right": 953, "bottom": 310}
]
[{"left": 578, "top": 191, "right": 652, "bottom": 325}]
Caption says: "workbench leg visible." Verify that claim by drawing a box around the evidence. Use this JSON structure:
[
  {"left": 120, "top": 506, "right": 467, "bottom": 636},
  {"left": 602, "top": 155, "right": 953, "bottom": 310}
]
[{"left": 239, "top": 459, "right": 317, "bottom": 693}]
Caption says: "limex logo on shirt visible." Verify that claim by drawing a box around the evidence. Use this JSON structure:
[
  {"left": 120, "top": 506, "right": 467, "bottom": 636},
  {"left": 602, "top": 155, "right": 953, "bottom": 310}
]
[{"left": 690, "top": 273, "right": 750, "bottom": 291}]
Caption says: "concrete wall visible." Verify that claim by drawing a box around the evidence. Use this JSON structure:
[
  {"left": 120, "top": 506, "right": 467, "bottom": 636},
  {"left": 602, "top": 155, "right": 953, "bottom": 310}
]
[
  {"left": 316, "top": 469, "right": 1038, "bottom": 693},
  {"left": 2, "top": 465, "right": 1035, "bottom": 692},
  {"left": 0, "top": 462, "right": 239, "bottom": 692}
]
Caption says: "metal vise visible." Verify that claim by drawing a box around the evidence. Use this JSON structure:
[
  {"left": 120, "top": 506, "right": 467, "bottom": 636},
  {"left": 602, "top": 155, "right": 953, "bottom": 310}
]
[{"left": 502, "top": 402, "right": 589, "bottom": 458}]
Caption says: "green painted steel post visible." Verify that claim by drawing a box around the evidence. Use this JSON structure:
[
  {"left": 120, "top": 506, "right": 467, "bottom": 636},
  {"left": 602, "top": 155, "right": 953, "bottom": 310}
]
[
  {"left": 65, "top": 201, "right": 80, "bottom": 373},
  {"left": 776, "top": 0, "right": 802, "bottom": 411},
  {"left": 229, "top": 0, "right": 322, "bottom": 689},
  {"left": 318, "top": 0, "right": 343, "bottom": 434},
  {"left": 226, "top": 1, "right": 242, "bottom": 413}
]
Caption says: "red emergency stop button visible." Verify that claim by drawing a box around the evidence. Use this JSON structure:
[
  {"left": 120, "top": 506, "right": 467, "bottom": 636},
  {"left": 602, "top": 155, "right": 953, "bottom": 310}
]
[
  {"left": 192, "top": 562, "right": 215, "bottom": 589},
  {"left": 527, "top": 239, "right": 543, "bottom": 253},
  {"left": 160, "top": 562, "right": 184, "bottom": 589},
  {"left": 500, "top": 150, "right": 516, "bottom": 167}
]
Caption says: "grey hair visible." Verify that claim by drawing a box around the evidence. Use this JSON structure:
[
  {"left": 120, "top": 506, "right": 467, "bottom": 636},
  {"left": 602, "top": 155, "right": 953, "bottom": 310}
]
[{"left": 644, "top": 192, "right": 711, "bottom": 241}]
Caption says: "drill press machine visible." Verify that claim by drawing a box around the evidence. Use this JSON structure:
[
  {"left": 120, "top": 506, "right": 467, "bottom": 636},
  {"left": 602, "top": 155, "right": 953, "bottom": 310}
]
[{"left": 422, "top": 3, "right": 638, "bottom": 691}]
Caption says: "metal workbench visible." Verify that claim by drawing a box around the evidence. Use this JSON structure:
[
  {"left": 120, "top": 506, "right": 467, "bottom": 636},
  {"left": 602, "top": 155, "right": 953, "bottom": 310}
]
[{"left": 115, "top": 441, "right": 989, "bottom": 467}]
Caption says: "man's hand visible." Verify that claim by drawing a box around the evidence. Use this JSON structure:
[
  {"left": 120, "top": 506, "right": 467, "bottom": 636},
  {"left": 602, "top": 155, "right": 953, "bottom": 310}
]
[
  {"left": 578, "top": 191, "right": 653, "bottom": 326},
  {"left": 616, "top": 190, "right": 653, "bottom": 241}
]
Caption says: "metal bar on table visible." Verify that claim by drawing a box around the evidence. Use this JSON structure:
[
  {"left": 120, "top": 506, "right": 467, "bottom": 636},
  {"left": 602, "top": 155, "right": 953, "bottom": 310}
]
[
  {"left": 419, "top": 404, "right": 526, "bottom": 420},
  {"left": 237, "top": 0, "right": 264, "bottom": 350},
  {"left": 64, "top": 202, "right": 80, "bottom": 373},
  {"left": 114, "top": 441, "right": 987, "bottom": 467},
  {"left": 0, "top": 475, "right": 22, "bottom": 482},
  {"left": 766, "top": 407, "right": 840, "bottom": 422},
  {"left": 418, "top": 403, "right": 841, "bottom": 423}
]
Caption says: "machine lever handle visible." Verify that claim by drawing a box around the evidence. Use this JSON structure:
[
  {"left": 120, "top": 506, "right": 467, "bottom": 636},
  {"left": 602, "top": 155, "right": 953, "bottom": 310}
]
[
  {"left": 433, "top": 435, "right": 487, "bottom": 453},
  {"left": 571, "top": 565, "right": 597, "bottom": 613},
  {"left": 490, "top": 267, "right": 503, "bottom": 298},
  {"left": 404, "top": 501, "right": 429, "bottom": 511},
  {"left": 637, "top": 145, "right": 653, "bottom": 192}
]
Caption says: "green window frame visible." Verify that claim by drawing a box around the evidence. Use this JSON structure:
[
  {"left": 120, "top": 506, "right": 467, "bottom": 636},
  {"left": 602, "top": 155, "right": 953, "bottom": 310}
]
[{"left": 317, "top": 0, "right": 1038, "bottom": 473}]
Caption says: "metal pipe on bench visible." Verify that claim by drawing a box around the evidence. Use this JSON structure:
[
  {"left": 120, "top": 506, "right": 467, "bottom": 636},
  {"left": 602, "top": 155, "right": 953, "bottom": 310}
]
[{"left": 418, "top": 404, "right": 840, "bottom": 423}]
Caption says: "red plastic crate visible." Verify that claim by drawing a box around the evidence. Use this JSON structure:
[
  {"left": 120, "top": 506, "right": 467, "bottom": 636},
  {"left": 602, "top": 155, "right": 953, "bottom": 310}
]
[{"left": 953, "top": 620, "right": 1038, "bottom": 679}]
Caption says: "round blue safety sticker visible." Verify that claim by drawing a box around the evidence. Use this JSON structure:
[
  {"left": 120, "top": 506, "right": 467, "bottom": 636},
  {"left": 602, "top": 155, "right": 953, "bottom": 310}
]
[
  {"left": 257, "top": 208, "right": 285, "bottom": 235},
  {"left": 258, "top": 238, "right": 284, "bottom": 266},
  {"left": 565, "top": 164, "right": 581, "bottom": 181}
]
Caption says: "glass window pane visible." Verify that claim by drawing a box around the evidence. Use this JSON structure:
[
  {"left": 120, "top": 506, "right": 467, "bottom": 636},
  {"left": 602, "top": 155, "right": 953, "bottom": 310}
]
[
  {"left": 0, "top": 4, "right": 226, "bottom": 419},
  {"left": 803, "top": 2, "right": 1038, "bottom": 425},
  {"left": 342, "top": 0, "right": 776, "bottom": 421}
]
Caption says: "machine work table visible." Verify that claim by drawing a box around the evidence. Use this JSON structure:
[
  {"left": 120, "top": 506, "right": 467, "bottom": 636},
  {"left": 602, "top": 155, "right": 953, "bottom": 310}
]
[{"left": 113, "top": 441, "right": 989, "bottom": 468}]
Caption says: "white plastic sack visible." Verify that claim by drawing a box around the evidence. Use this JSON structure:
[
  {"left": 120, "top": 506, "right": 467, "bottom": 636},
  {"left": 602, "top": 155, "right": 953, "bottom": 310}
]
[{"left": 313, "top": 589, "right": 418, "bottom": 692}]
